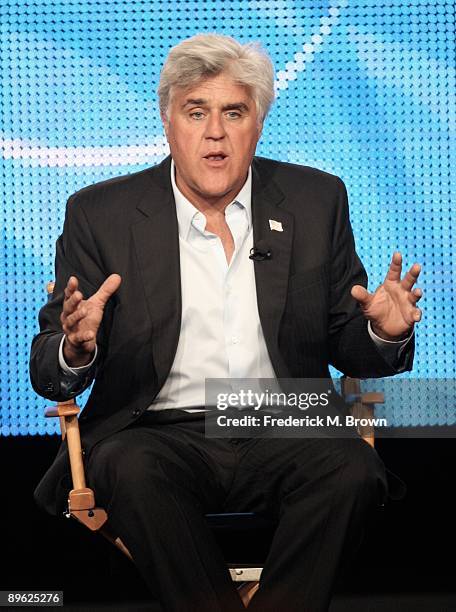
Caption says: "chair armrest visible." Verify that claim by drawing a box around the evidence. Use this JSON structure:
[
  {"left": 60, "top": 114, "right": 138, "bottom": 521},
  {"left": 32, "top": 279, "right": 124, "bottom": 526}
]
[
  {"left": 45, "top": 398, "right": 90, "bottom": 504},
  {"left": 341, "top": 377, "right": 385, "bottom": 447},
  {"left": 45, "top": 401, "right": 80, "bottom": 418},
  {"left": 360, "top": 392, "right": 385, "bottom": 405},
  {"left": 343, "top": 392, "right": 385, "bottom": 405}
]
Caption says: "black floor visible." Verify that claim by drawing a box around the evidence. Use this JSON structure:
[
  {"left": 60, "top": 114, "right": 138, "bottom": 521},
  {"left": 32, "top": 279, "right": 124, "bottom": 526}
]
[
  {"left": 2, "top": 435, "right": 456, "bottom": 609},
  {"left": 21, "top": 593, "right": 456, "bottom": 611}
]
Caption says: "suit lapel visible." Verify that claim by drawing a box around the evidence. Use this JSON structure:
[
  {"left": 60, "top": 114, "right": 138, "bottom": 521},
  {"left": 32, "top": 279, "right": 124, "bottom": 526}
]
[
  {"left": 131, "top": 156, "right": 182, "bottom": 390},
  {"left": 252, "top": 158, "right": 294, "bottom": 377}
]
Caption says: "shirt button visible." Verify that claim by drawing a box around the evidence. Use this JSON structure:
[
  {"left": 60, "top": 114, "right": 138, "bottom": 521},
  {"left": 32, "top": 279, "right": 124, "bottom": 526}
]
[
  {"left": 231, "top": 336, "right": 239, "bottom": 344},
  {"left": 132, "top": 409, "right": 141, "bottom": 417}
]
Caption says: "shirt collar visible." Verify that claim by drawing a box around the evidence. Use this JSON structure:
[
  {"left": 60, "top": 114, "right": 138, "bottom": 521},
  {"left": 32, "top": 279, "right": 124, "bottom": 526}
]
[{"left": 170, "top": 158, "right": 252, "bottom": 241}]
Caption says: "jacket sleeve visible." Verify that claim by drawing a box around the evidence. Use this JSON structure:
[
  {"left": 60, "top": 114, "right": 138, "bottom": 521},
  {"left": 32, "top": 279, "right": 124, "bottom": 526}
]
[
  {"left": 29, "top": 191, "right": 110, "bottom": 401},
  {"left": 327, "top": 178, "right": 414, "bottom": 378}
]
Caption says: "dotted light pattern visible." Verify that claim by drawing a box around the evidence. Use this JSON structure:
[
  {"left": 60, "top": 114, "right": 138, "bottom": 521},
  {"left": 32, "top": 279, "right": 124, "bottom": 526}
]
[{"left": 0, "top": 0, "right": 454, "bottom": 436}]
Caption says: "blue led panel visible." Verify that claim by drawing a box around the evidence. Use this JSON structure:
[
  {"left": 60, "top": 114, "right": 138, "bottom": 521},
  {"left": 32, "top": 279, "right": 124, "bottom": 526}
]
[{"left": 1, "top": 0, "right": 454, "bottom": 435}]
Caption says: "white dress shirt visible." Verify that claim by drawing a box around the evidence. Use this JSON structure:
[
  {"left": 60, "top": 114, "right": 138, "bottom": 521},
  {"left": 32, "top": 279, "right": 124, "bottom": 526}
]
[
  {"left": 58, "top": 161, "right": 413, "bottom": 407},
  {"left": 150, "top": 161, "right": 276, "bottom": 410}
]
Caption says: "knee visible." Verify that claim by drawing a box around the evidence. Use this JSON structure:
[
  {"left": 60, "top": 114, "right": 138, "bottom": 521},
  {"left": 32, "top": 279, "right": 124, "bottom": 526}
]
[
  {"left": 86, "top": 432, "right": 163, "bottom": 498},
  {"left": 337, "top": 439, "right": 387, "bottom": 508}
]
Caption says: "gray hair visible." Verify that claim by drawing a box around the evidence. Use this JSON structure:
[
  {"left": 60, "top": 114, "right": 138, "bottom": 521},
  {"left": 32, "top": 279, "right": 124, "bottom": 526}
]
[{"left": 158, "top": 33, "right": 275, "bottom": 123}]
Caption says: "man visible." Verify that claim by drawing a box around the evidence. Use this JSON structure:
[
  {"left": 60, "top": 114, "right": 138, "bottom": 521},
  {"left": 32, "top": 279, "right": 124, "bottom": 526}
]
[{"left": 31, "top": 34, "right": 422, "bottom": 612}]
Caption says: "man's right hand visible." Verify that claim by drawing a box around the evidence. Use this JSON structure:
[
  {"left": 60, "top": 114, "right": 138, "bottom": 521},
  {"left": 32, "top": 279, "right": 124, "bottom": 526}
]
[{"left": 60, "top": 274, "right": 122, "bottom": 368}]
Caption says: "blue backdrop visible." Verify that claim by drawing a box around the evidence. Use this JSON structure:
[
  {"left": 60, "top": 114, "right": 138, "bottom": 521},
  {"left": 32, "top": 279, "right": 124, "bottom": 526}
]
[{"left": 1, "top": 0, "right": 454, "bottom": 435}]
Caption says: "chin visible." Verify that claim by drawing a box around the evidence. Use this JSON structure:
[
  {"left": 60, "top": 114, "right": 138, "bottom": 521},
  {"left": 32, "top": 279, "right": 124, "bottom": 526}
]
[{"left": 197, "top": 182, "right": 232, "bottom": 199}]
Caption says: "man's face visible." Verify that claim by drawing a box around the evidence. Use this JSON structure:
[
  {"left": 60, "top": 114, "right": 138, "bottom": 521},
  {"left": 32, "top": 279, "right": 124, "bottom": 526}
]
[{"left": 162, "top": 72, "right": 263, "bottom": 208}]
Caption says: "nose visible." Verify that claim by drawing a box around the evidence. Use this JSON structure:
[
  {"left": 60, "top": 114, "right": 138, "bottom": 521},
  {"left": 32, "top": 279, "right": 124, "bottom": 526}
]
[{"left": 204, "top": 113, "right": 226, "bottom": 140}]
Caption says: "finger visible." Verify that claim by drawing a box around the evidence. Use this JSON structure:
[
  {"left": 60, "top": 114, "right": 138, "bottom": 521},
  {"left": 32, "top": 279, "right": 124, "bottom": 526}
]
[
  {"left": 385, "top": 251, "right": 402, "bottom": 282},
  {"left": 93, "top": 274, "right": 122, "bottom": 306},
  {"left": 401, "top": 263, "right": 421, "bottom": 291},
  {"left": 64, "top": 276, "right": 79, "bottom": 300},
  {"left": 63, "top": 305, "right": 87, "bottom": 330},
  {"left": 409, "top": 287, "right": 423, "bottom": 304},
  {"left": 67, "top": 329, "right": 95, "bottom": 346},
  {"left": 350, "top": 285, "right": 373, "bottom": 306},
  {"left": 62, "top": 290, "right": 83, "bottom": 316},
  {"left": 413, "top": 307, "right": 422, "bottom": 322}
]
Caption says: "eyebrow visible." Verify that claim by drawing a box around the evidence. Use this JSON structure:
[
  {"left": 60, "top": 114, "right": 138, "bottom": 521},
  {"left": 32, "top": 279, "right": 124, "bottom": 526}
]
[{"left": 182, "top": 99, "right": 250, "bottom": 112}]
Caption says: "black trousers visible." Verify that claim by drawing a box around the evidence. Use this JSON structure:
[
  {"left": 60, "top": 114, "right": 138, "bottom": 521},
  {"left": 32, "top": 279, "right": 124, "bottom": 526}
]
[{"left": 86, "top": 409, "right": 388, "bottom": 612}]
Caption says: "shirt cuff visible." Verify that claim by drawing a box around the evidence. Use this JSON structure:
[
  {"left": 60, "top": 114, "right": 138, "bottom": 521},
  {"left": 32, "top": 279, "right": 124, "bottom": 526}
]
[
  {"left": 58, "top": 335, "right": 98, "bottom": 375},
  {"left": 367, "top": 320, "right": 414, "bottom": 364}
]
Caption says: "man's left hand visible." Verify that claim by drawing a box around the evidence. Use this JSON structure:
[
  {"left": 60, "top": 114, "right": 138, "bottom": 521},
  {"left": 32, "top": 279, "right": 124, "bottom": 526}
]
[{"left": 351, "top": 251, "right": 423, "bottom": 341}]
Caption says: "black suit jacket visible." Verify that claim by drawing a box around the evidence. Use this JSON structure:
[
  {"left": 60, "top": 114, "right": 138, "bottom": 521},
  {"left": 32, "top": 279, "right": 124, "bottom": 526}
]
[{"left": 30, "top": 155, "right": 414, "bottom": 515}]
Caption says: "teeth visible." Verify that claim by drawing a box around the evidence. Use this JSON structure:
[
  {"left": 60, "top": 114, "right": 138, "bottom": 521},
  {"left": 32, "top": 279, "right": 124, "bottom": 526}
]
[{"left": 208, "top": 155, "right": 224, "bottom": 160}]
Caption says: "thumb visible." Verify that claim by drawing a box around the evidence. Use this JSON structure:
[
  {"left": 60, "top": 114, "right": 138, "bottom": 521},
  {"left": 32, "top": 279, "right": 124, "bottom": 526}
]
[
  {"left": 351, "top": 284, "right": 371, "bottom": 306},
  {"left": 94, "top": 274, "right": 122, "bottom": 306}
]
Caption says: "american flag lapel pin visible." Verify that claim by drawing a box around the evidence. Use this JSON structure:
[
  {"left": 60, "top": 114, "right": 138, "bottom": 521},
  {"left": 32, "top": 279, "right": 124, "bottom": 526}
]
[{"left": 269, "top": 219, "right": 283, "bottom": 232}]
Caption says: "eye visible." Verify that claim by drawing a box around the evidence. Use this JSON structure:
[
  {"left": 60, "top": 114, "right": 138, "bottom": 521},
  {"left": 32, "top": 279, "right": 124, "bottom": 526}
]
[
  {"left": 226, "top": 111, "right": 242, "bottom": 119},
  {"left": 189, "top": 111, "right": 205, "bottom": 120}
]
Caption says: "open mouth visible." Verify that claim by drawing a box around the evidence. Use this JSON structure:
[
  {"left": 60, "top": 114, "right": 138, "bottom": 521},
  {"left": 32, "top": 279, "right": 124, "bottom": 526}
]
[{"left": 203, "top": 153, "right": 228, "bottom": 161}]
